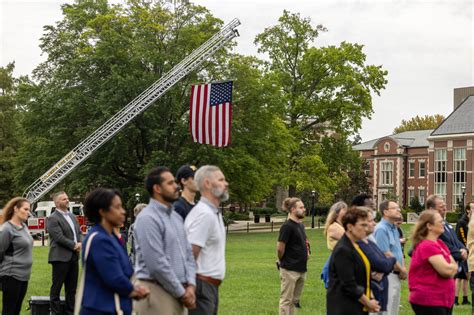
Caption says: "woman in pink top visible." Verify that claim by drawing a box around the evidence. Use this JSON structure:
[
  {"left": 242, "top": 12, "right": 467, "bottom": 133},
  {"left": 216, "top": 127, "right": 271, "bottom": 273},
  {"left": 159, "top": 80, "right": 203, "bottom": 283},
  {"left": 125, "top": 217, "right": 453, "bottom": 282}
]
[{"left": 409, "top": 210, "right": 458, "bottom": 314}]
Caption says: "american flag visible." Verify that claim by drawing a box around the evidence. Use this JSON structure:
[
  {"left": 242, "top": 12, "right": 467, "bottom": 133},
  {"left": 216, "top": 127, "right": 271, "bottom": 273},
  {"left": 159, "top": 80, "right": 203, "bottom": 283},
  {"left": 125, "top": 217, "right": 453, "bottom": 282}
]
[{"left": 189, "top": 81, "right": 233, "bottom": 147}]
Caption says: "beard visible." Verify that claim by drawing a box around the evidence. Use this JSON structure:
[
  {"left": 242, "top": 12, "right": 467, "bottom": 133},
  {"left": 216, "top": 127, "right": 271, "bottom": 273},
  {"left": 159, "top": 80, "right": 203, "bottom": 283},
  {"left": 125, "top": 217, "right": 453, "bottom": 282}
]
[
  {"left": 295, "top": 211, "right": 305, "bottom": 219},
  {"left": 212, "top": 186, "right": 229, "bottom": 202},
  {"left": 162, "top": 189, "right": 179, "bottom": 203}
]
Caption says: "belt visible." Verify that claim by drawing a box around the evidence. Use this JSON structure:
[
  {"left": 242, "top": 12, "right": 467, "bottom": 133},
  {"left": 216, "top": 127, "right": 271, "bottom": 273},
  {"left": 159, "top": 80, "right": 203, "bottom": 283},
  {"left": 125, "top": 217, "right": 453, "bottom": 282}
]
[{"left": 197, "top": 274, "right": 222, "bottom": 287}]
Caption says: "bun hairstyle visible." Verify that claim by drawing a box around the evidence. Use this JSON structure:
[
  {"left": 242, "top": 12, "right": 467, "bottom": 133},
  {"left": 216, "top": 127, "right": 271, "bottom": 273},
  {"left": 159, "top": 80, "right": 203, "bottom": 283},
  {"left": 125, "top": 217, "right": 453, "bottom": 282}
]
[{"left": 282, "top": 197, "right": 301, "bottom": 213}]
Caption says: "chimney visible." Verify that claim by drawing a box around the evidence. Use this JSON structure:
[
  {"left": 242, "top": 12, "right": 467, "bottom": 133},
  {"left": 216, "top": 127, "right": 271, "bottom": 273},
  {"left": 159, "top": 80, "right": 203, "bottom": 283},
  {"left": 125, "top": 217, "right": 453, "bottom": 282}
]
[{"left": 454, "top": 86, "right": 474, "bottom": 110}]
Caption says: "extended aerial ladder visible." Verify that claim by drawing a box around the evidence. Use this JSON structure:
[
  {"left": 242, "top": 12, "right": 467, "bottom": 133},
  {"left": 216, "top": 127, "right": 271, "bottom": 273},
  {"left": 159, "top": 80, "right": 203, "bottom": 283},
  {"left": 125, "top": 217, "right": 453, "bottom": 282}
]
[{"left": 24, "top": 18, "right": 241, "bottom": 204}]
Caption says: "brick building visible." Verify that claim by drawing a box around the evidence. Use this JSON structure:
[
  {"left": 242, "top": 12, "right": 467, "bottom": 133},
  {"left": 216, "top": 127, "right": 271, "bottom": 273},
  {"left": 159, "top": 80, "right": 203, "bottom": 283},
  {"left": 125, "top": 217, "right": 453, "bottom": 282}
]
[{"left": 354, "top": 87, "right": 474, "bottom": 210}]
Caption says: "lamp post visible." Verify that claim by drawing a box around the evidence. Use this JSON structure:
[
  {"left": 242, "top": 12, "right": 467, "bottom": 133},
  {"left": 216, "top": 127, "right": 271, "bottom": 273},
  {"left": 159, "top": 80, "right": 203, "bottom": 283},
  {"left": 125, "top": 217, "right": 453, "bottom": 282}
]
[
  {"left": 462, "top": 185, "right": 466, "bottom": 216},
  {"left": 311, "top": 190, "right": 316, "bottom": 229},
  {"left": 133, "top": 193, "right": 140, "bottom": 223}
]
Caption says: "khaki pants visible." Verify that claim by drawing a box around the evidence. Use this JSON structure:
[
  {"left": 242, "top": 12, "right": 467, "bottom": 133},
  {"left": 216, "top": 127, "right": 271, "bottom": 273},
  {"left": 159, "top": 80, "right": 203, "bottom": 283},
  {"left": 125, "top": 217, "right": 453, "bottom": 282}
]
[
  {"left": 279, "top": 268, "right": 306, "bottom": 315},
  {"left": 134, "top": 279, "right": 187, "bottom": 315}
]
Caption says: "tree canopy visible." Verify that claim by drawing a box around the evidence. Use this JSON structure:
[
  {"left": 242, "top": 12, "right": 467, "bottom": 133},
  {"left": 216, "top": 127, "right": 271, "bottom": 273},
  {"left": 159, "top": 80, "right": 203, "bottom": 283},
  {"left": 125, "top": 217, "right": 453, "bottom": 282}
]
[
  {"left": 393, "top": 114, "right": 445, "bottom": 134},
  {"left": 2, "top": 3, "right": 385, "bottom": 208}
]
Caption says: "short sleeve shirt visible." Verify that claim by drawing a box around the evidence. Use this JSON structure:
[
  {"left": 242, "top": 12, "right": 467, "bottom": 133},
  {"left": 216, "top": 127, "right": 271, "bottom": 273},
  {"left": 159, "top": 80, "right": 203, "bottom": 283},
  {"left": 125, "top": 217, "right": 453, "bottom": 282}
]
[
  {"left": 173, "top": 197, "right": 195, "bottom": 221},
  {"left": 374, "top": 219, "right": 403, "bottom": 265},
  {"left": 184, "top": 197, "right": 226, "bottom": 280},
  {"left": 278, "top": 219, "right": 308, "bottom": 272},
  {"left": 408, "top": 239, "right": 455, "bottom": 308}
]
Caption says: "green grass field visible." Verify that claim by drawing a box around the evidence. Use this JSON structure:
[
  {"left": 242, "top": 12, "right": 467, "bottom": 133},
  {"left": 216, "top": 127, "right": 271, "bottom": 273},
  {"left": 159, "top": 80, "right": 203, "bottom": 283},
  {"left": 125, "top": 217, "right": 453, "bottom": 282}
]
[{"left": 5, "top": 225, "right": 472, "bottom": 314}]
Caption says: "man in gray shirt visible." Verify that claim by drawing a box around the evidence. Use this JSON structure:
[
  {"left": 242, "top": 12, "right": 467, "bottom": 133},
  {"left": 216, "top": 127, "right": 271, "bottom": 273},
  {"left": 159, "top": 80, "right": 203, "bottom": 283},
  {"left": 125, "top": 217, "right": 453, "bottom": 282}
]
[{"left": 134, "top": 166, "right": 197, "bottom": 315}]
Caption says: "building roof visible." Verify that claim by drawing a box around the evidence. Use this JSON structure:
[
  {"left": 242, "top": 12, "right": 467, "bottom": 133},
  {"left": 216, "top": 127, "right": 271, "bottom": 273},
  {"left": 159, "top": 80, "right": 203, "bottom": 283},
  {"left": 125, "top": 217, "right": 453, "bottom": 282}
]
[
  {"left": 431, "top": 95, "right": 474, "bottom": 136},
  {"left": 353, "top": 129, "right": 433, "bottom": 151}
]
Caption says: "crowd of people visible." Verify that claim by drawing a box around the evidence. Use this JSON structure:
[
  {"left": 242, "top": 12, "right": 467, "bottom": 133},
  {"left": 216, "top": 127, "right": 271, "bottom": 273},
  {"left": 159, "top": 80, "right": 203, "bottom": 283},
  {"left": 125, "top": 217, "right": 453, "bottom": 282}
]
[
  {"left": 1, "top": 165, "right": 474, "bottom": 315},
  {"left": 275, "top": 192, "right": 474, "bottom": 315},
  {"left": 0, "top": 164, "right": 228, "bottom": 315}
]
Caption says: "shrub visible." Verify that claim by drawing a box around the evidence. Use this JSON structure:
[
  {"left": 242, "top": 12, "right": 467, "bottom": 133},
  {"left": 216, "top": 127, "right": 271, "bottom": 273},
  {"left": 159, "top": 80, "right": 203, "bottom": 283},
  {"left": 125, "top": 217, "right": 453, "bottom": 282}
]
[
  {"left": 251, "top": 207, "right": 277, "bottom": 215},
  {"left": 446, "top": 211, "right": 460, "bottom": 223}
]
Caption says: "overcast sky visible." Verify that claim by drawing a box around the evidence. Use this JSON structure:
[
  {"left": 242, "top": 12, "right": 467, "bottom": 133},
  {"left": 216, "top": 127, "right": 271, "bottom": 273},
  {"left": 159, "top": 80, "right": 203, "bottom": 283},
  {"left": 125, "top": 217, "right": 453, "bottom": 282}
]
[{"left": 1, "top": 0, "right": 473, "bottom": 142}]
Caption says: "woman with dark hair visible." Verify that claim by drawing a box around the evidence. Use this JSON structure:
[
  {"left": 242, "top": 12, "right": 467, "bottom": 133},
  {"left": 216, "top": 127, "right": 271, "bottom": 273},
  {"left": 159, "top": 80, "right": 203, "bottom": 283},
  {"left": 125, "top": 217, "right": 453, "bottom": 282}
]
[
  {"left": 0, "top": 197, "right": 33, "bottom": 315},
  {"left": 409, "top": 210, "right": 457, "bottom": 315},
  {"left": 327, "top": 206, "right": 380, "bottom": 315},
  {"left": 76, "top": 188, "right": 148, "bottom": 315}
]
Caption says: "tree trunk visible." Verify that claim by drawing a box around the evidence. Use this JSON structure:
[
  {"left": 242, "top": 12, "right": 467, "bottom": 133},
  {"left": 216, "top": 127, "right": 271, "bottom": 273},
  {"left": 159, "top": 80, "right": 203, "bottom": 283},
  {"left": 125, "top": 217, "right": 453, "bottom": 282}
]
[{"left": 288, "top": 185, "right": 297, "bottom": 197}]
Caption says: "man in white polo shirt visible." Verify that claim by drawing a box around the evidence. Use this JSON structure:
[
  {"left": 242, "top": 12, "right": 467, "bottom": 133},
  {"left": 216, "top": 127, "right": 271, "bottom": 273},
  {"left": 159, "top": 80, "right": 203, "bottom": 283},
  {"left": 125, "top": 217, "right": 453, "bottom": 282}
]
[{"left": 184, "top": 165, "right": 228, "bottom": 315}]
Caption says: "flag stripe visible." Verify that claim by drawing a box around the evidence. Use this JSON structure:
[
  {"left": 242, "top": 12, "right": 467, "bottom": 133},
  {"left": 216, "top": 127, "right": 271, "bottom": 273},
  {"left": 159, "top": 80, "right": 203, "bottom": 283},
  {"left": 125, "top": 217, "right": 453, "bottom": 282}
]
[{"left": 189, "top": 82, "right": 233, "bottom": 147}]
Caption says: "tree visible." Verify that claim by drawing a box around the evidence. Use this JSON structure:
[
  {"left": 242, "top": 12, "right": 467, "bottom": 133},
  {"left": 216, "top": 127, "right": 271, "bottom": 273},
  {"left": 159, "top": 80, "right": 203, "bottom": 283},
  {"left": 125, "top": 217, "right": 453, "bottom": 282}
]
[
  {"left": 0, "top": 63, "right": 24, "bottom": 205},
  {"left": 14, "top": 0, "right": 291, "bottom": 205},
  {"left": 393, "top": 114, "right": 445, "bottom": 134},
  {"left": 254, "top": 10, "right": 387, "bottom": 201}
]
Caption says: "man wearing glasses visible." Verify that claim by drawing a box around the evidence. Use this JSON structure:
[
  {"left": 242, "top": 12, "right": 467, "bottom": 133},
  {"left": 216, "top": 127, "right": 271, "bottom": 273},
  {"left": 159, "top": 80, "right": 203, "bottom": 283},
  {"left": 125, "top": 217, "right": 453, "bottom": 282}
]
[{"left": 374, "top": 200, "right": 407, "bottom": 315}]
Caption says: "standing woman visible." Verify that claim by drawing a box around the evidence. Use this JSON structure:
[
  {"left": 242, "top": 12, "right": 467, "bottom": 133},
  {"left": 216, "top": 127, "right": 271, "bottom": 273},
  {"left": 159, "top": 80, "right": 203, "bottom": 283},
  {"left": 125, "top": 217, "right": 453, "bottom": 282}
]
[
  {"left": 77, "top": 188, "right": 148, "bottom": 315},
  {"left": 409, "top": 210, "right": 457, "bottom": 315},
  {"left": 0, "top": 197, "right": 33, "bottom": 315},
  {"left": 327, "top": 206, "right": 380, "bottom": 315},
  {"left": 324, "top": 201, "right": 348, "bottom": 251}
]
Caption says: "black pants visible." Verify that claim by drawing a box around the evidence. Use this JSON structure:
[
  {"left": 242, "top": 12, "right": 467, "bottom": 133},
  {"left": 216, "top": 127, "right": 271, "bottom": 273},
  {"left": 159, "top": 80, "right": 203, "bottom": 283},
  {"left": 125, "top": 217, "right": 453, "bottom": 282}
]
[
  {"left": 1, "top": 276, "right": 28, "bottom": 315},
  {"left": 50, "top": 260, "right": 79, "bottom": 315},
  {"left": 411, "top": 303, "right": 452, "bottom": 315},
  {"left": 189, "top": 278, "right": 219, "bottom": 315}
]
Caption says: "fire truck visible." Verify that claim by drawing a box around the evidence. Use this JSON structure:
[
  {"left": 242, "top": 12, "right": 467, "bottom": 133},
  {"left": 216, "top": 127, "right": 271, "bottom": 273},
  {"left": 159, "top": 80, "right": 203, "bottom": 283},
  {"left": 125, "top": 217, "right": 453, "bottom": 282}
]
[
  {"left": 27, "top": 201, "right": 88, "bottom": 239},
  {"left": 21, "top": 19, "right": 240, "bottom": 209}
]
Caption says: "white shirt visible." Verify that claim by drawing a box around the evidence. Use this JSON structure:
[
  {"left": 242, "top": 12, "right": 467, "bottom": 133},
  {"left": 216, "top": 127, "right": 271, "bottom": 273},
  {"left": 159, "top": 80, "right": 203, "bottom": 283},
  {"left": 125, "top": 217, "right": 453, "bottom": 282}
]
[
  {"left": 57, "top": 209, "right": 78, "bottom": 243},
  {"left": 184, "top": 197, "right": 226, "bottom": 280}
]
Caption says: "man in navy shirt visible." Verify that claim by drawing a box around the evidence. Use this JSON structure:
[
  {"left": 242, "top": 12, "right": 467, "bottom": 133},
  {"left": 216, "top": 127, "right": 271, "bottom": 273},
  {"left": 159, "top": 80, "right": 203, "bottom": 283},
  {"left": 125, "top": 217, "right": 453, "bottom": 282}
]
[{"left": 174, "top": 165, "right": 198, "bottom": 220}]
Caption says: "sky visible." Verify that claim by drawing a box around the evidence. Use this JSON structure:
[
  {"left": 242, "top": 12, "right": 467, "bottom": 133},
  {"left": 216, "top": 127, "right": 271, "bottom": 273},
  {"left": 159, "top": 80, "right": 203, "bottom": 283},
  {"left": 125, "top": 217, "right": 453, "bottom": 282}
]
[{"left": 1, "top": 0, "right": 473, "bottom": 142}]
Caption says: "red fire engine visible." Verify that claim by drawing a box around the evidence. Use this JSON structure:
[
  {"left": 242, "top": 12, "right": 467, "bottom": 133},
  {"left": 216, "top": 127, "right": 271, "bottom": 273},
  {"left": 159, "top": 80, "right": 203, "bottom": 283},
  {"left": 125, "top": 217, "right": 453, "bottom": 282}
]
[{"left": 28, "top": 201, "right": 88, "bottom": 238}]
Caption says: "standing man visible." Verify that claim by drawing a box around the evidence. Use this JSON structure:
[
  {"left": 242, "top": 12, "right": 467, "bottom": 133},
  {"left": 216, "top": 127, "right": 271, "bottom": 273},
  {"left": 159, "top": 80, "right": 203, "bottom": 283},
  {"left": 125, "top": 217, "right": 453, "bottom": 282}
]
[
  {"left": 174, "top": 165, "right": 198, "bottom": 220},
  {"left": 184, "top": 165, "right": 228, "bottom": 315},
  {"left": 351, "top": 193, "right": 376, "bottom": 219},
  {"left": 455, "top": 201, "right": 472, "bottom": 305},
  {"left": 277, "top": 197, "right": 309, "bottom": 315},
  {"left": 374, "top": 200, "right": 407, "bottom": 315},
  {"left": 47, "top": 191, "right": 82, "bottom": 315},
  {"left": 134, "top": 166, "right": 196, "bottom": 315}
]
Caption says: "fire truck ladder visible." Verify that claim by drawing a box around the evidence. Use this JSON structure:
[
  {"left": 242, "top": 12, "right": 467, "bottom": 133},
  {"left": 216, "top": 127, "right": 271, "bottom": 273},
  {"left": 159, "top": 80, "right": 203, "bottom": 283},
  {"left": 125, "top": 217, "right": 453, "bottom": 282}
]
[{"left": 24, "top": 18, "right": 241, "bottom": 204}]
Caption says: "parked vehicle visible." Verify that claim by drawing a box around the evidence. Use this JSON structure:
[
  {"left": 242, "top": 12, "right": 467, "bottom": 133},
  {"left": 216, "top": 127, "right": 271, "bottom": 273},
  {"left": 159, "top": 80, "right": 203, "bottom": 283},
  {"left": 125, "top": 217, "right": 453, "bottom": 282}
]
[{"left": 27, "top": 201, "right": 87, "bottom": 239}]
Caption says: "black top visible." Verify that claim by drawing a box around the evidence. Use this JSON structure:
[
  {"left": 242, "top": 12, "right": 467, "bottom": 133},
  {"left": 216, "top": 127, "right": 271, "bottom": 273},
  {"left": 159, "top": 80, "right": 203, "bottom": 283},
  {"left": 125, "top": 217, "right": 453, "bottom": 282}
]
[
  {"left": 456, "top": 214, "right": 470, "bottom": 246},
  {"left": 278, "top": 219, "right": 308, "bottom": 272},
  {"left": 173, "top": 197, "right": 195, "bottom": 221},
  {"left": 327, "top": 234, "right": 368, "bottom": 315}
]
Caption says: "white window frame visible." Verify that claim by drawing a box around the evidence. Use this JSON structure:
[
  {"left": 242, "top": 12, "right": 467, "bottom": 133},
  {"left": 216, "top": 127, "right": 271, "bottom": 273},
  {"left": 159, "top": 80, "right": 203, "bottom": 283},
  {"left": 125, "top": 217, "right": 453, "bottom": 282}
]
[
  {"left": 453, "top": 148, "right": 466, "bottom": 210},
  {"left": 419, "top": 188, "right": 425, "bottom": 205},
  {"left": 419, "top": 161, "right": 426, "bottom": 178},
  {"left": 408, "top": 160, "right": 415, "bottom": 178},
  {"left": 434, "top": 149, "right": 447, "bottom": 202},
  {"left": 379, "top": 161, "right": 393, "bottom": 186}
]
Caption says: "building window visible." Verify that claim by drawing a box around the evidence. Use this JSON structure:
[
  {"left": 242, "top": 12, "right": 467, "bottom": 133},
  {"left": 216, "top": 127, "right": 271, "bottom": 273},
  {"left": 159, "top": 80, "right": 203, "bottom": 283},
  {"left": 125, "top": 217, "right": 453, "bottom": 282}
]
[
  {"left": 453, "top": 148, "right": 466, "bottom": 210},
  {"left": 408, "top": 161, "right": 415, "bottom": 178},
  {"left": 419, "top": 161, "right": 426, "bottom": 178},
  {"left": 408, "top": 189, "right": 415, "bottom": 203},
  {"left": 380, "top": 161, "right": 393, "bottom": 186},
  {"left": 363, "top": 161, "right": 370, "bottom": 177},
  {"left": 419, "top": 188, "right": 425, "bottom": 205},
  {"left": 434, "top": 149, "right": 447, "bottom": 202}
]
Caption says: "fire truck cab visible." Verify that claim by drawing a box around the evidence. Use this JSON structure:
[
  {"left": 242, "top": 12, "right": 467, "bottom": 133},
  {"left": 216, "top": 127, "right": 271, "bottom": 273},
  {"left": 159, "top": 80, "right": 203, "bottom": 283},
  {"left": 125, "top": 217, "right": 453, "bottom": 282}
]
[{"left": 28, "top": 201, "right": 87, "bottom": 238}]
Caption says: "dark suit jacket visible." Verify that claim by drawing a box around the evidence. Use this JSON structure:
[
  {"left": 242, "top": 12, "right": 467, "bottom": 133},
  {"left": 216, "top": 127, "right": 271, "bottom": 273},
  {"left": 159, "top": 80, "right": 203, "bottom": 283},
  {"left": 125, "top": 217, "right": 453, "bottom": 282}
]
[
  {"left": 81, "top": 224, "right": 134, "bottom": 314},
  {"left": 327, "top": 234, "right": 368, "bottom": 315},
  {"left": 47, "top": 209, "right": 82, "bottom": 263},
  {"left": 440, "top": 220, "right": 466, "bottom": 262}
]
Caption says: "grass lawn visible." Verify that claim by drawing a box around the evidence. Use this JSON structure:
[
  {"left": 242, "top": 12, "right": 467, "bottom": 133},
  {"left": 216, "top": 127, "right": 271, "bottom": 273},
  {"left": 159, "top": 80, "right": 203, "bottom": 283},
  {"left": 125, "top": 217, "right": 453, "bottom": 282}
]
[{"left": 5, "top": 225, "right": 472, "bottom": 314}]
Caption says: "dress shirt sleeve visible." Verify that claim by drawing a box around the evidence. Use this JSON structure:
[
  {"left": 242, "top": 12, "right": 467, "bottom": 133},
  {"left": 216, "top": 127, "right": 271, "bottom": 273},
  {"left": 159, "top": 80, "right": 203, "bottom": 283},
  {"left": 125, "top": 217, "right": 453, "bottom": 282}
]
[
  {"left": 47, "top": 216, "right": 76, "bottom": 250},
  {"left": 134, "top": 214, "right": 186, "bottom": 298},
  {"left": 185, "top": 211, "right": 213, "bottom": 248},
  {"left": 374, "top": 227, "right": 390, "bottom": 254},
  {"left": 332, "top": 245, "right": 365, "bottom": 300},
  {"left": 89, "top": 236, "right": 134, "bottom": 296}
]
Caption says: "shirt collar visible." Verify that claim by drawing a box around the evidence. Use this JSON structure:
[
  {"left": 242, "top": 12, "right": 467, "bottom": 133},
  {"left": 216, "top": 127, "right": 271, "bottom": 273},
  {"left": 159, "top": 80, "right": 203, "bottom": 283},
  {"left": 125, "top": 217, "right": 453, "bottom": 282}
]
[
  {"left": 150, "top": 198, "right": 173, "bottom": 214},
  {"left": 56, "top": 208, "right": 69, "bottom": 216},
  {"left": 200, "top": 197, "right": 219, "bottom": 214},
  {"left": 381, "top": 218, "right": 396, "bottom": 229}
]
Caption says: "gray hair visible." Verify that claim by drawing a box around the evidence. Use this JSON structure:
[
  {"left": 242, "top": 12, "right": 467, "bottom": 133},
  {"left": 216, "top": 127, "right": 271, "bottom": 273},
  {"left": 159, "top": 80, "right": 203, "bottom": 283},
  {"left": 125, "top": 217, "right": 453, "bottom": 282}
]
[
  {"left": 133, "top": 203, "right": 147, "bottom": 217},
  {"left": 194, "top": 165, "right": 221, "bottom": 192}
]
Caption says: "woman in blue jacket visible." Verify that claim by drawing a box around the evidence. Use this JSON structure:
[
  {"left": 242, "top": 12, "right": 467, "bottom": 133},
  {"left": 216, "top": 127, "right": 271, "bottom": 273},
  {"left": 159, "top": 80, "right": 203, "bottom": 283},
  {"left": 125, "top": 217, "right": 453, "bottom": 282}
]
[{"left": 79, "top": 188, "right": 148, "bottom": 315}]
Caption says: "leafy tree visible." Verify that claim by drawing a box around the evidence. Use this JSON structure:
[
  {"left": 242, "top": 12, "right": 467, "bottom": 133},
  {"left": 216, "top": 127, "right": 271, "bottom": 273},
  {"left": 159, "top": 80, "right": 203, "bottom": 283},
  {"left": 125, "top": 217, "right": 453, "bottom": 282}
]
[
  {"left": 254, "top": 10, "right": 387, "bottom": 200},
  {"left": 14, "top": 0, "right": 291, "bottom": 205},
  {"left": 0, "top": 63, "right": 24, "bottom": 205},
  {"left": 393, "top": 114, "right": 445, "bottom": 134}
]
